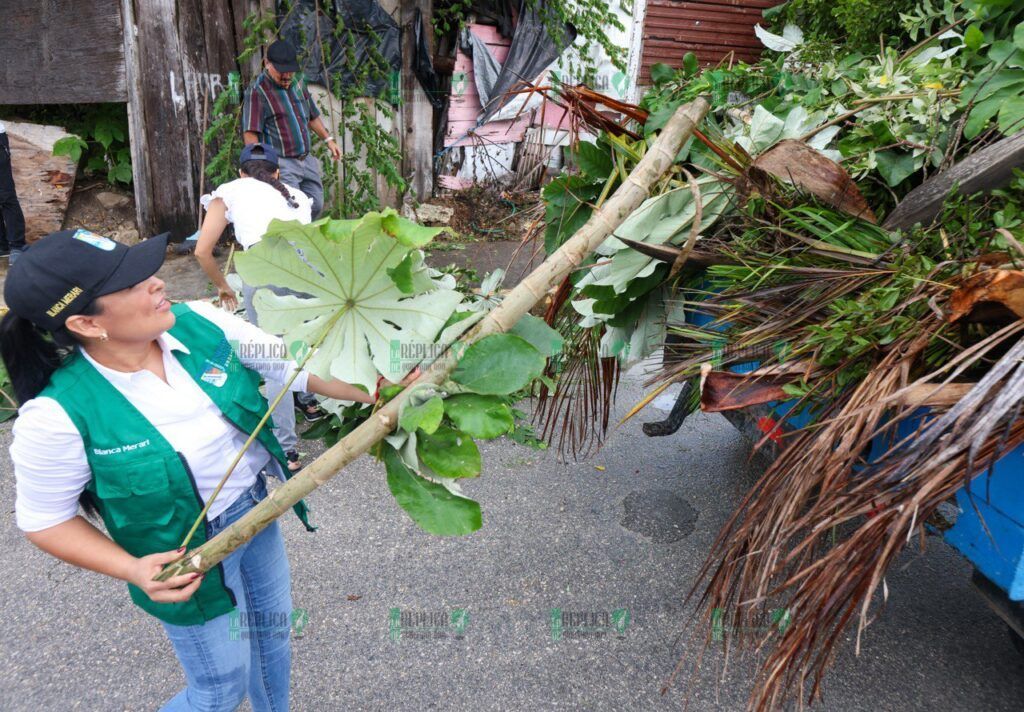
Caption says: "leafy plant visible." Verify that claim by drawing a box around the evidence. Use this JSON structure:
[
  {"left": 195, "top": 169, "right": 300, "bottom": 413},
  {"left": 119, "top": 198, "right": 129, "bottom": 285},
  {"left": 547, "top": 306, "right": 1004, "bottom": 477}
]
[
  {"left": 236, "top": 209, "right": 564, "bottom": 535},
  {"left": 776, "top": 0, "right": 921, "bottom": 53},
  {"left": 0, "top": 357, "right": 17, "bottom": 423},
  {"left": 203, "top": 5, "right": 405, "bottom": 217},
  {"left": 235, "top": 210, "right": 463, "bottom": 391},
  {"left": 0, "top": 103, "right": 136, "bottom": 186}
]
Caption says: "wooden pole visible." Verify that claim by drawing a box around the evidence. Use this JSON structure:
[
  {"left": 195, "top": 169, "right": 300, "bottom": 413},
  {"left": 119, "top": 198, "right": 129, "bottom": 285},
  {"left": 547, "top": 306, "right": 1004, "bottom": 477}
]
[
  {"left": 401, "top": 0, "right": 435, "bottom": 201},
  {"left": 120, "top": 0, "right": 154, "bottom": 239},
  {"left": 157, "top": 98, "right": 710, "bottom": 580}
]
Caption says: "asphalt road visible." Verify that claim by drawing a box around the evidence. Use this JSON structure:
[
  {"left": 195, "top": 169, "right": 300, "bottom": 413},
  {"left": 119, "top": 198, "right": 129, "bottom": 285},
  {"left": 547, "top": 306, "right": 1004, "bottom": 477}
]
[{"left": 1, "top": 366, "right": 1022, "bottom": 711}]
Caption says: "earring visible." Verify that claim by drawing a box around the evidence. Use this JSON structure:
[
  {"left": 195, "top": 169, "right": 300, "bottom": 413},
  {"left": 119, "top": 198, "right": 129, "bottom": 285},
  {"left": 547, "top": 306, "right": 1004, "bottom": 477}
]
[{"left": 99, "top": 332, "right": 109, "bottom": 342}]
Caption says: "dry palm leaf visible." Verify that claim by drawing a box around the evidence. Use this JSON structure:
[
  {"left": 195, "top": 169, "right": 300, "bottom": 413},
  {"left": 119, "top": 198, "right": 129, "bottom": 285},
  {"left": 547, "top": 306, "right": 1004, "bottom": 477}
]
[{"left": 751, "top": 140, "right": 877, "bottom": 223}]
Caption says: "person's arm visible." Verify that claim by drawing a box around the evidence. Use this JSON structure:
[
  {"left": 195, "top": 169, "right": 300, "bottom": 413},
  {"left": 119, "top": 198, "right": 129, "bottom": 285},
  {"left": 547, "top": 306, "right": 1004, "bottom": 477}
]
[
  {"left": 194, "top": 197, "right": 236, "bottom": 310},
  {"left": 308, "top": 116, "right": 340, "bottom": 160},
  {"left": 306, "top": 373, "right": 374, "bottom": 403},
  {"left": 12, "top": 398, "right": 202, "bottom": 602},
  {"left": 187, "top": 300, "right": 374, "bottom": 403},
  {"left": 305, "top": 83, "right": 340, "bottom": 161},
  {"left": 241, "top": 85, "right": 264, "bottom": 146},
  {"left": 27, "top": 517, "right": 203, "bottom": 603}
]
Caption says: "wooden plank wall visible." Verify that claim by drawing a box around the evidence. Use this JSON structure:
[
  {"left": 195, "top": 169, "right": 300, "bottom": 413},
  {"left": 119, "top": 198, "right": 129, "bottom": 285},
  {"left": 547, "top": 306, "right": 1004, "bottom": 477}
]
[
  {"left": 0, "top": 0, "right": 127, "bottom": 105},
  {"left": 122, "top": 0, "right": 273, "bottom": 238},
  {"left": 640, "top": 0, "right": 782, "bottom": 84}
]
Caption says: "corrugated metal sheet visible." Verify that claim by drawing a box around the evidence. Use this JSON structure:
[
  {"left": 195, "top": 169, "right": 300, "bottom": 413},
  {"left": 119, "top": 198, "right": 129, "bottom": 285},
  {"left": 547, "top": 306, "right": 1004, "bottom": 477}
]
[{"left": 640, "top": 0, "right": 782, "bottom": 84}]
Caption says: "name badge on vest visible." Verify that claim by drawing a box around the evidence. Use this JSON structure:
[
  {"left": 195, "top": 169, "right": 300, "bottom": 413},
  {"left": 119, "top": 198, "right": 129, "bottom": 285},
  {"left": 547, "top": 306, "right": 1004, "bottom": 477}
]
[{"left": 200, "top": 360, "right": 228, "bottom": 387}]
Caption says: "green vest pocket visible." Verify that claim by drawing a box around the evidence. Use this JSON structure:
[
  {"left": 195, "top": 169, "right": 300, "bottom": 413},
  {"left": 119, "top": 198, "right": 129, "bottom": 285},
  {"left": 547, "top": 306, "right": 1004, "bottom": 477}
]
[{"left": 93, "top": 458, "right": 177, "bottom": 530}]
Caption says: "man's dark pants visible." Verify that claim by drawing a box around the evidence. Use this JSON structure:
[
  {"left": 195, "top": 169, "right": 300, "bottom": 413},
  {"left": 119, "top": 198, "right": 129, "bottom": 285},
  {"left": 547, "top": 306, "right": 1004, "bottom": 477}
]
[{"left": 0, "top": 133, "right": 26, "bottom": 252}]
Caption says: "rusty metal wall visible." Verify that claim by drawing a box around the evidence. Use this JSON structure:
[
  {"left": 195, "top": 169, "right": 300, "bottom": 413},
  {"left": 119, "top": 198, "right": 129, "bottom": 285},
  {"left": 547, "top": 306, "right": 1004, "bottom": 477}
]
[{"left": 640, "top": 0, "right": 782, "bottom": 84}]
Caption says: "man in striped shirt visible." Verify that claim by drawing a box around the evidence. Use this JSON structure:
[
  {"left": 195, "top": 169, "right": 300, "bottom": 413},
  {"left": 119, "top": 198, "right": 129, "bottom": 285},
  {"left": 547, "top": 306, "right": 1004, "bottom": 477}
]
[{"left": 242, "top": 40, "right": 341, "bottom": 218}]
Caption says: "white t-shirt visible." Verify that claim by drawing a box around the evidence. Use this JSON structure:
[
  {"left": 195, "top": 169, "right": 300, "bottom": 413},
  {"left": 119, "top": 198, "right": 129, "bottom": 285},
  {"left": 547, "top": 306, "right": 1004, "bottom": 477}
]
[
  {"left": 10, "top": 300, "right": 311, "bottom": 531},
  {"left": 200, "top": 177, "right": 312, "bottom": 249}
]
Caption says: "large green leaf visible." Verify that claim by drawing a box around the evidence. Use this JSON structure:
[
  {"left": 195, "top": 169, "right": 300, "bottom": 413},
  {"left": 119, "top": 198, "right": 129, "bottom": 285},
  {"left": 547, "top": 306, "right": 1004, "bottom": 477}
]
[
  {"left": 649, "top": 62, "right": 676, "bottom": 86},
  {"left": 577, "top": 177, "right": 730, "bottom": 296},
  {"left": 572, "top": 140, "right": 613, "bottom": 179},
  {"left": 965, "top": 96, "right": 1004, "bottom": 139},
  {"left": 509, "top": 314, "right": 564, "bottom": 357},
  {"left": 235, "top": 210, "right": 464, "bottom": 391},
  {"left": 416, "top": 425, "right": 482, "bottom": 478},
  {"left": 543, "top": 174, "right": 603, "bottom": 254},
  {"left": 998, "top": 95, "right": 1024, "bottom": 134},
  {"left": 450, "top": 334, "right": 546, "bottom": 394},
  {"left": 875, "top": 150, "right": 918, "bottom": 187},
  {"left": 383, "top": 446, "right": 482, "bottom": 536},
  {"left": 399, "top": 396, "right": 444, "bottom": 434},
  {"left": 444, "top": 394, "right": 514, "bottom": 439}
]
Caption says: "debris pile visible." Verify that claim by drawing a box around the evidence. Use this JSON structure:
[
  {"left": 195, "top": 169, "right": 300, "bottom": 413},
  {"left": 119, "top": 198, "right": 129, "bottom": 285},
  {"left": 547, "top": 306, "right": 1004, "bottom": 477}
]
[{"left": 533, "top": 1, "right": 1024, "bottom": 707}]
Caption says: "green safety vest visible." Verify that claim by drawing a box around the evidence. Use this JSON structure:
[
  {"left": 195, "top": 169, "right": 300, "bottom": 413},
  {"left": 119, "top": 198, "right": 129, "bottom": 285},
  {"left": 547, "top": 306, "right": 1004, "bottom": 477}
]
[{"left": 40, "top": 302, "right": 313, "bottom": 626}]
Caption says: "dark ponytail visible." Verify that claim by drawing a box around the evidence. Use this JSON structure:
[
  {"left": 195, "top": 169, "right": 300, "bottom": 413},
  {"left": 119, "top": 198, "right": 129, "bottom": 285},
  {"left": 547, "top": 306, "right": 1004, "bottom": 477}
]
[
  {"left": 0, "top": 302, "right": 102, "bottom": 405},
  {"left": 2, "top": 303, "right": 104, "bottom": 519},
  {"left": 241, "top": 159, "right": 300, "bottom": 209}
]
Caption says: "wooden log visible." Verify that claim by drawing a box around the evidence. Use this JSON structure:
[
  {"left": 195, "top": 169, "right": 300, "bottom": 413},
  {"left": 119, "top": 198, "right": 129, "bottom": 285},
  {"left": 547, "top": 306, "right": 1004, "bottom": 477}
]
[
  {"left": 883, "top": 130, "right": 1024, "bottom": 231},
  {"left": 4, "top": 121, "right": 77, "bottom": 242}
]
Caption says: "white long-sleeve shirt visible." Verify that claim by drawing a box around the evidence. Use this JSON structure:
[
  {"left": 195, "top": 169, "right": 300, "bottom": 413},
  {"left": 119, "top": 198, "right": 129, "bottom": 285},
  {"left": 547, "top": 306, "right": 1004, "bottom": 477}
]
[{"left": 11, "top": 300, "right": 310, "bottom": 531}]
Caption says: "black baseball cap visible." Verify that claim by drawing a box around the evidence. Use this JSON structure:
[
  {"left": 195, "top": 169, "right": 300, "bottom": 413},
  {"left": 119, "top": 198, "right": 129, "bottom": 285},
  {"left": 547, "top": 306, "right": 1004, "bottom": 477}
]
[
  {"left": 4, "top": 229, "right": 169, "bottom": 332},
  {"left": 266, "top": 40, "right": 300, "bottom": 73},
  {"left": 240, "top": 141, "right": 280, "bottom": 168}
]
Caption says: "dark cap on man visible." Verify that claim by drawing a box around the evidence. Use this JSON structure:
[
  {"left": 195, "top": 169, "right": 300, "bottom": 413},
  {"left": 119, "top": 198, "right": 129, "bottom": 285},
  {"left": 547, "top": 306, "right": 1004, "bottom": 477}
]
[
  {"left": 4, "top": 229, "right": 169, "bottom": 332},
  {"left": 266, "top": 40, "right": 300, "bottom": 73}
]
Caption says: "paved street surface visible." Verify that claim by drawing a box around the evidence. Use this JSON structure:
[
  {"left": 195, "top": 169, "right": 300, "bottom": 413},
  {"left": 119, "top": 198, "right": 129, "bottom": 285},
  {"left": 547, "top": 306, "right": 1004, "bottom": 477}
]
[{"left": 1, "top": 364, "right": 1022, "bottom": 711}]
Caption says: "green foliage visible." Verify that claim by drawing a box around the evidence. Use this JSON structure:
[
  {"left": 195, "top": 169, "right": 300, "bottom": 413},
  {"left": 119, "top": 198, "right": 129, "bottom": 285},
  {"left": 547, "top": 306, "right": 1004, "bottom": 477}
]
[
  {"left": 383, "top": 445, "right": 482, "bottom": 536},
  {"left": 399, "top": 396, "right": 445, "bottom": 434},
  {"left": 443, "top": 394, "right": 515, "bottom": 439},
  {"left": 432, "top": 0, "right": 627, "bottom": 77},
  {"left": 433, "top": 0, "right": 473, "bottom": 35},
  {"left": 203, "top": 73, "right": 247, "bottom": 189},
  {"left": 451, "top": 334, "right": 547, "bottom": 394},
  {"left": 234, "top": 210, "right": 462, "bottom": 391},
  {"left": 777, "top": 0, "right": 921, "bottom": 52},
  {"left": 542, "top": 173, "right": 605, "bottom": 254},
  {"left": 416, "top": 425, "right": 482, "bottom": 478},
  {"left": 0, "top": 358, "right": 16, "bottom": 423},
  {"left": 204, "top": 11, "right": 274, "bottom": 189},
  {"left": 0, "top": 103, "right": 132, "bottom": 186},
  {"left": 509, "top": 314, "right": 565, "bottom": 357},
  {"left": 319, "top": 10, "right": 406, "bottom": 217}
]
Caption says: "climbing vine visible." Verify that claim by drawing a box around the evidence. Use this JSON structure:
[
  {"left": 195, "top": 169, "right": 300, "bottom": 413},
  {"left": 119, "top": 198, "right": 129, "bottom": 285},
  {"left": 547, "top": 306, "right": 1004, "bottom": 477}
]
[
  {"left": 315, "top": 12, "right": 406, "bottom": 217},
  {"left": 203, "top": 3, "right": 405, "bottom": 217}
]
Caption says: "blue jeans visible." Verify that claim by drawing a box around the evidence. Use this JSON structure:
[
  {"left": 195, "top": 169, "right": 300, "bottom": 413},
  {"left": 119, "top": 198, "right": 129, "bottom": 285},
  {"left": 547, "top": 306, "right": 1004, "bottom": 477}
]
[
  {"left": 160, "top": 475, "right": 292, "bottom": 711},
  {"left": 239, "top": 282, "right": 317, "bottom": 452},
  {"left": 278, "top": 154, "right": 324, "bottom": 218}
]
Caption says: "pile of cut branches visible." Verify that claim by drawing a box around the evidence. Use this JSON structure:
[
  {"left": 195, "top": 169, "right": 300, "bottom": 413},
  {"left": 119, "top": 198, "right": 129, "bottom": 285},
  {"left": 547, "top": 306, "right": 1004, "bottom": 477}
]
[{"left": 530, "top": 0, "right": 1024, "bottom": 708}]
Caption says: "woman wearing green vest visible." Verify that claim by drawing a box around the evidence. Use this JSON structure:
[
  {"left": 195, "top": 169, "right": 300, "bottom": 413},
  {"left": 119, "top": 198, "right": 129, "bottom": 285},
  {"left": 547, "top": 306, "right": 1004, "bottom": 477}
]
[{"left": 1, "top": 229, "right": 377, "bottom": 711}]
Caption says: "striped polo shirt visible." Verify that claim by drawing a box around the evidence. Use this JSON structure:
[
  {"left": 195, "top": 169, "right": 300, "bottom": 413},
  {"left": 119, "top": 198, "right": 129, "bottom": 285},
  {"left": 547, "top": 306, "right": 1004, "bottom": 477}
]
[{"left": 242, "top": 72, "right": 321, "bottom": 159}]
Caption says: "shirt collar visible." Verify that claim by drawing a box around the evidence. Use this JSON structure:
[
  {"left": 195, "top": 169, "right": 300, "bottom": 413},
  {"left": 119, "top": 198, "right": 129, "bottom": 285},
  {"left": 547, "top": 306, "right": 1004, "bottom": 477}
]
[{"left": 79, "top": 332, "right": 190, "bottom": 384}]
